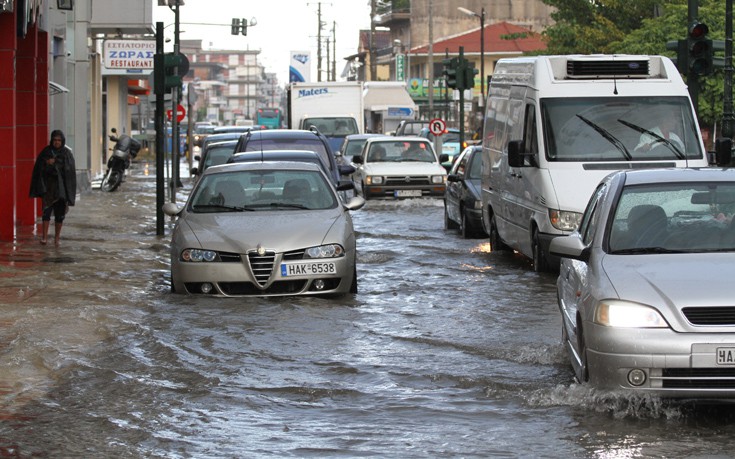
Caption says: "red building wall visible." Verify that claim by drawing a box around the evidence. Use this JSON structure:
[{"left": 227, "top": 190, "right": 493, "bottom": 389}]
[{"left": 0, "top": 8, "right": 49, "bottom": 241}]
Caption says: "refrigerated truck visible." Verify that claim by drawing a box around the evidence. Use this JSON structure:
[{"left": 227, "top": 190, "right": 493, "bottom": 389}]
[
  {"left": 481, "top": 54, "right": 710, "bottom": 272},
  {"left": 287, "top": 81, "right": 365, "bottom": 152}
]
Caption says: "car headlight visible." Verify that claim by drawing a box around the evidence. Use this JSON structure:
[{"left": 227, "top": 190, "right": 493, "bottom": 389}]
[
  {"left": 366, "top": 176, "right": 384, "bottom": 185},
  {"left": 431, "top": 175, "right": 446, "bottom": 184},
  {"left": 181, "top": 248, "right": 218, "bottom": 262},
  {"left": 549, "top": 209, "right": 582, "bottom": 231},
  {"left": 594, "top": 300, "right": 668, "bottom": 328},
  {"left": 304, "top": 244, "right": 345, "bottom": 259}
]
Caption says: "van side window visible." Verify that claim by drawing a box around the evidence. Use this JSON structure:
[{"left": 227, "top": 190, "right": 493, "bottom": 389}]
[{"left": 523, "top": 105, "right": 539, "bottom": 166}]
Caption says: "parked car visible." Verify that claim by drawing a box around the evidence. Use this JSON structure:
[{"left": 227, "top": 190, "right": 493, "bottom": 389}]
[
  {"left": 337, "top": 133, "right": 386, "bottom": 166},
  {"left": 228, "top": 150, "right": 331, "bottom": 178},
  {"left": 351, "top": 137, "right": 448, "bottom": 200},
  {"left": 200, "top": 132, "right": 247, "bottom": 153},
  {"left": 193, "top": 123, "right": 216, "bottom": 147},
  {"left": 233, "top": 128, "right": 355, "bottom": 186},
  {"left": 444, "top": 145, "right": 486, "bottom": 238},
  {"left": 191, "top": 139, "right": 237, "bottom": 181},
  {"left": 163, "top": 161, "right": 366, "bottom": 297},
  {"left": 419, "top": 127, "right": 464, "bottom": 170},
  {"left": 394, "top": 120, "right": 429, "bottom": 136},
  {"left": 550, "top": 167, "right": 735, "bottom": 398}
]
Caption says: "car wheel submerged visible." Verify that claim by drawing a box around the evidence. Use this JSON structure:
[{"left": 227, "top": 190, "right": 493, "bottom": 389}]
[
  {"left": 444, "top": 204, "right": 459, "bottom": 230},
  {"left": 532, "top": 227, "right": 550, "bottom": 273}
]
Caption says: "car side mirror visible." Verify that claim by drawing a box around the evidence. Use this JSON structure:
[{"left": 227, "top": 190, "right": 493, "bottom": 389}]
[
  {"left": 447, "top": 174, "right": 460, "bottom": 182},
  {"left": 352, "top": 155, "right": 364, "bottom": 164},
  {"left": 162, "top": 202, "right": 181, "bottom": 217},
  {"left": 339, "top": 164, "right": 356, "bottom": 176},
  {"left": 549, "top": 233, "right": 590, "bottom": 263},
  {"left": 439, "top": 153, "right": 449, "bottom": 163}
]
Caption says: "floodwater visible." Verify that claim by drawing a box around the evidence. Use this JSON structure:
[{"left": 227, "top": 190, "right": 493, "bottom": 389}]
[{"left": 1, "top": 166, "right": 735, "bottom": 458}]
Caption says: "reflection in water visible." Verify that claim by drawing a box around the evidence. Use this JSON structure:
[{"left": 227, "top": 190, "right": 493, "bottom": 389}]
[{"left": 0, "top": 169, "right": 731, "bottom": 456}]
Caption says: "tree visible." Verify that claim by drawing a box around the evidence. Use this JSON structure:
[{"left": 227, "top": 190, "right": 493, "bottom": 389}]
[
  {"left": 540, "top": 0, "right": 664, "bottom": 55},
  {"left": 540, "top": 0, "right": 726, "bottom": 130}
]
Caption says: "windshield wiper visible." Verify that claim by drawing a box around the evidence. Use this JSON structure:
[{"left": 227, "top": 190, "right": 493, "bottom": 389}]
[
  {"left": 576, "top": 114, "right": 632, "bottom": 160},
  {"left": 192, "top": 204, "right": 254, "bottom": 212},
  {"left": 617, "top": 118, "right": 685, "bottom": 159},
  {"left": 268, "top": 202, "right": 309, "bottom": 209}
]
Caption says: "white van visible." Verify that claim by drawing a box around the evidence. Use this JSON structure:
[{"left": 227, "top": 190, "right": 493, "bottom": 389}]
[{"left": 481, "top": 55, "right": 710, "bottom": 272}]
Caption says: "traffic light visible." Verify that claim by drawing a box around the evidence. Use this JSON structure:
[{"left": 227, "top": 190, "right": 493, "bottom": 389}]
[
  {"left": 665, "top": 39, "right": 688, "bottom": 74},
  {"left": 464, "top": 65, "right": 478, "bottom": 90},
  {"left": 688, "top": 21, "right": 713, "bottom": 76},
  {"left": 154, "top": 52, "right": 188, "bottom": 95},
  {"left": 443, "top": 57, "right": 458, "bottom": 89},
  {"left": 231, "top": 18, "right": 248, "bottom": 36}
]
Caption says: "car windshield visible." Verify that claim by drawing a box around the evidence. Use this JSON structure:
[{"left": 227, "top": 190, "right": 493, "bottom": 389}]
[
  {"left": 366, "top": 141, "right": 436, "bottom": 163},
  {"left": 202, "top": 145, "right": 234, "bottom": 170},
  {"left": 542, "top": 96, "right": 703, "bottom": 162},
  {"left": 243, "top": 138, "right": 333, "bottom": 172},
  {"left": 608, "top": 182, "right": 735, "bottom": 253},
  {"left": 195, "top": 125, "right": 215, "bottom": 135},
  {"left": 189, "top": 169, "right": 337, "bottom": 212},
  {"left": 302, "top": 117, "right": 359, "bottom": 137},
  {"left": 345, "top": 139, "right": 368, "bottom": 157}
]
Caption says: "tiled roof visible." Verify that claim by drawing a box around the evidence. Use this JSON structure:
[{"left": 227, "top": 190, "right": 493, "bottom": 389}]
[{"left": 410, "top": 21, "right": 546, "bottom": 55}]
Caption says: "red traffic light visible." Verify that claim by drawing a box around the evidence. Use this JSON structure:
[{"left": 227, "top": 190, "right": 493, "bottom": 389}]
[{"left": 689, "top": 22, "right": 709, "bottom": 39}]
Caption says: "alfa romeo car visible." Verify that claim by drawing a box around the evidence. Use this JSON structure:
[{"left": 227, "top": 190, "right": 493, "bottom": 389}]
[{"left": 163, "top": 161, "right": 365, "bottom": 297}]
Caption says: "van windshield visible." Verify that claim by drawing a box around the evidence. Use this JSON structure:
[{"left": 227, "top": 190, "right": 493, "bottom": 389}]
[{"left": 541, "top": 96, "right": 703, "bottom": 162}]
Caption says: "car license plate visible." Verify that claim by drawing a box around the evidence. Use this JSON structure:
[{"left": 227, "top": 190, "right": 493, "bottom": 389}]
[
  {"left": 395, "top": 189, "right": 422, "bottom": 198},
  {"left": 716, "top": 347, "right": 735, "bottom": 365},
  {"left": 281, "top": 262, "right": 336, "bottom": 277}
]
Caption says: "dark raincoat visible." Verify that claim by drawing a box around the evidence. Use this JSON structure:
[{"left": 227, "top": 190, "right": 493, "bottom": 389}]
[{"left": 29, "top": 130, "right": 77, "bottom": 208}]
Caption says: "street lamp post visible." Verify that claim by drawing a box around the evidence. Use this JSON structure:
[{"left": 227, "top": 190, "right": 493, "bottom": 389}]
[{"left": 458, "top": 6, "right": 486, "bottom": 105}]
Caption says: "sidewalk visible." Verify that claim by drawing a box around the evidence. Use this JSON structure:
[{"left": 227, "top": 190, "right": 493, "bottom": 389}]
[{"left": 0, "top": 161, "right": 193, "bottom": 305}]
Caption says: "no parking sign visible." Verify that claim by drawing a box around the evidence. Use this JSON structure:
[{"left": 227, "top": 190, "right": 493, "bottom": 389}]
[{"left": 429, "top": 118, "right": 446, "bottom": 136}]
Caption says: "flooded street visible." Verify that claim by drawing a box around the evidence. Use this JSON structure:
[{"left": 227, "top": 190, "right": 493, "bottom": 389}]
[{"left": 1, "top": 166, "right": 735, "bottom": 457}]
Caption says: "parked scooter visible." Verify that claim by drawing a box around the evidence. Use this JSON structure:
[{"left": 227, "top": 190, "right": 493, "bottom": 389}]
[{"left": 100, "top": 128, "right": 141, "bottom": 192}]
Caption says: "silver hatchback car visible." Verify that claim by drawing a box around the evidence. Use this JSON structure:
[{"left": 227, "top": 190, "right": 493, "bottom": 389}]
[
  {"left": 550, "top": 168, "right": 735, "bottom": 398},
  {"left": 164, "top": 161, "right": 365, "bottom": 297}
]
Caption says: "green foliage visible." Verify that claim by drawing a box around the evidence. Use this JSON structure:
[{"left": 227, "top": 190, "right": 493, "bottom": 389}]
[{"left": 540, "top": 0, "right": 729, "bottom": 128}]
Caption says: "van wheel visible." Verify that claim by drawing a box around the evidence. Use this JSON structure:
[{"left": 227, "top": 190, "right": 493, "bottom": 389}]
[
  {"left": 489, "top": 214, "right": 509, "bottom": 251},
  {"left": 444, "top": 204, "right": 458, "bottom": 230},
  {"left": 532, "top": 228, "right": 550, "bottom": 272}
]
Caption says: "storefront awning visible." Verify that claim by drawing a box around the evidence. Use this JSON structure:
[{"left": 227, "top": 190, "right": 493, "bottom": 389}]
[{"left": 49, "top": 81, "right": 69, "bottom": 96}]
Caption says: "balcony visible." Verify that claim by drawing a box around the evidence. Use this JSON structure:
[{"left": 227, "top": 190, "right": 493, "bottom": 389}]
[{"left": 373, "top": 0, "right": 410, "bottom": 27}]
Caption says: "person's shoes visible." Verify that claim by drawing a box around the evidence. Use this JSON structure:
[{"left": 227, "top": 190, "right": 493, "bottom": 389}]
[{"left": 40, "top": 239, "right": 47, "bottom": 245}]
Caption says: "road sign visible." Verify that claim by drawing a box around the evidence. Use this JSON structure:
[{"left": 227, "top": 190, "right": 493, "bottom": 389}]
[
  {"left": 167, "top": 104, "right": 186, "bottom": 122},
  {"left": 429, "top": 118, "right": 446, "bottom": 136}
]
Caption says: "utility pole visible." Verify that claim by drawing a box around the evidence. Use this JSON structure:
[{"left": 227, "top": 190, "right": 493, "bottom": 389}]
[
  {"left": 317, "top": 2, "right": 323, "bottom": 82},
  {"left": 428, "top": 0, "right": 434, "bottom": 117},
  {"left": 332, "top": 21, "right": 337, "bottom": 81},
  {"left": 170, "top": 0, "right": 182, "bottom": 200},
  {"left": 155, "top": 22, "right": 165, "bottom": 236},
  {"left": 723, "top": 0, "right": 734, "bottom": 139},
  {"left": 370, "top": 0, "right": 377, "bottom": 80}
]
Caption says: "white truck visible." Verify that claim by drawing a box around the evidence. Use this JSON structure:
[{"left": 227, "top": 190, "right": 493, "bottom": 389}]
[
  {"left": 481, "top": 54, "right": 711, "bottom": 272},
  {"left": 362, "top": 81, "right": 418, "bottom": 134},
  {"left": 287, "top": 81, "right": 365, "bottom": 153}
]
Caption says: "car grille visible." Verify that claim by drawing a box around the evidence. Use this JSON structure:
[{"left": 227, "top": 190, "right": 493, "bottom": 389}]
[
  {"left": 219, "top": 280, "right": 307, "bottom": 295},
  {"left": 682, "top": 307, "right": 735, "bottom": 325},
  {"left": 660, "top": 368, "right": 735, "bottom": 389},
  {"left": 282, "top": 249, "right": 305, "bottom": 260},
  {"left": 384, "top": 176, "right": 432, "bottom": 186},
  {"left": 247, "top": 250, "right": 276, "bottom": 287},
  {"left": 219, "top": 252, "right": 242, "bottom": 262}
]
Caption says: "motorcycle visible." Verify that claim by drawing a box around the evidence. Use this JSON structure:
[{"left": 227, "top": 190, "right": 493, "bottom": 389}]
[{"left": 100, "top": 128, "right": 141, "bottom": 192}]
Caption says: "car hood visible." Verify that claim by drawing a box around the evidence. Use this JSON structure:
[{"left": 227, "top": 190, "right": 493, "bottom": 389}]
[
  {"left": 602, "top": 253, "right": 735, "bottom": 309},
  {"left": 180, "top": 209, "right": 344, "bottom": 252},
  {"left": 361, "top": 162, "right": 446, "bottom": 176}
]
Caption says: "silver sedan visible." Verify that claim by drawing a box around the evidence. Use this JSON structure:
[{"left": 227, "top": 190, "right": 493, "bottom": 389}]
[
  {"left": 164, "top": 161, "right": 365, "bottom": 296},
  {"left": 550, "top": 168, "right": 735, "bottom": 398}
]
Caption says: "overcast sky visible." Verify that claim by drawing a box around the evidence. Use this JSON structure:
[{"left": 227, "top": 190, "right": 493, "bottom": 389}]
[{"left": 153, "top": 1, "right": 372, "bottom": 84}]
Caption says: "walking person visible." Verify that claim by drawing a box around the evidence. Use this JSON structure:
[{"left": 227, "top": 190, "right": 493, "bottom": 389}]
[{"left": 29, "top": 130, "right": 77, "bottom": 246}]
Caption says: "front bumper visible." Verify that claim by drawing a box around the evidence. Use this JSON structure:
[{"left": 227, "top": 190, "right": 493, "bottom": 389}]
[
  {"left": 585, "top": 323, "right": 735, "bottom": 398},
  {"left": 363, "top": 184, "right": 446, "bottom": 199}
]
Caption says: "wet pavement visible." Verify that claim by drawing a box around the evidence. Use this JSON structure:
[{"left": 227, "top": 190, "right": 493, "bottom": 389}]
[{"left": 2, "top": 162, "right": 735, "bottom": 457}]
